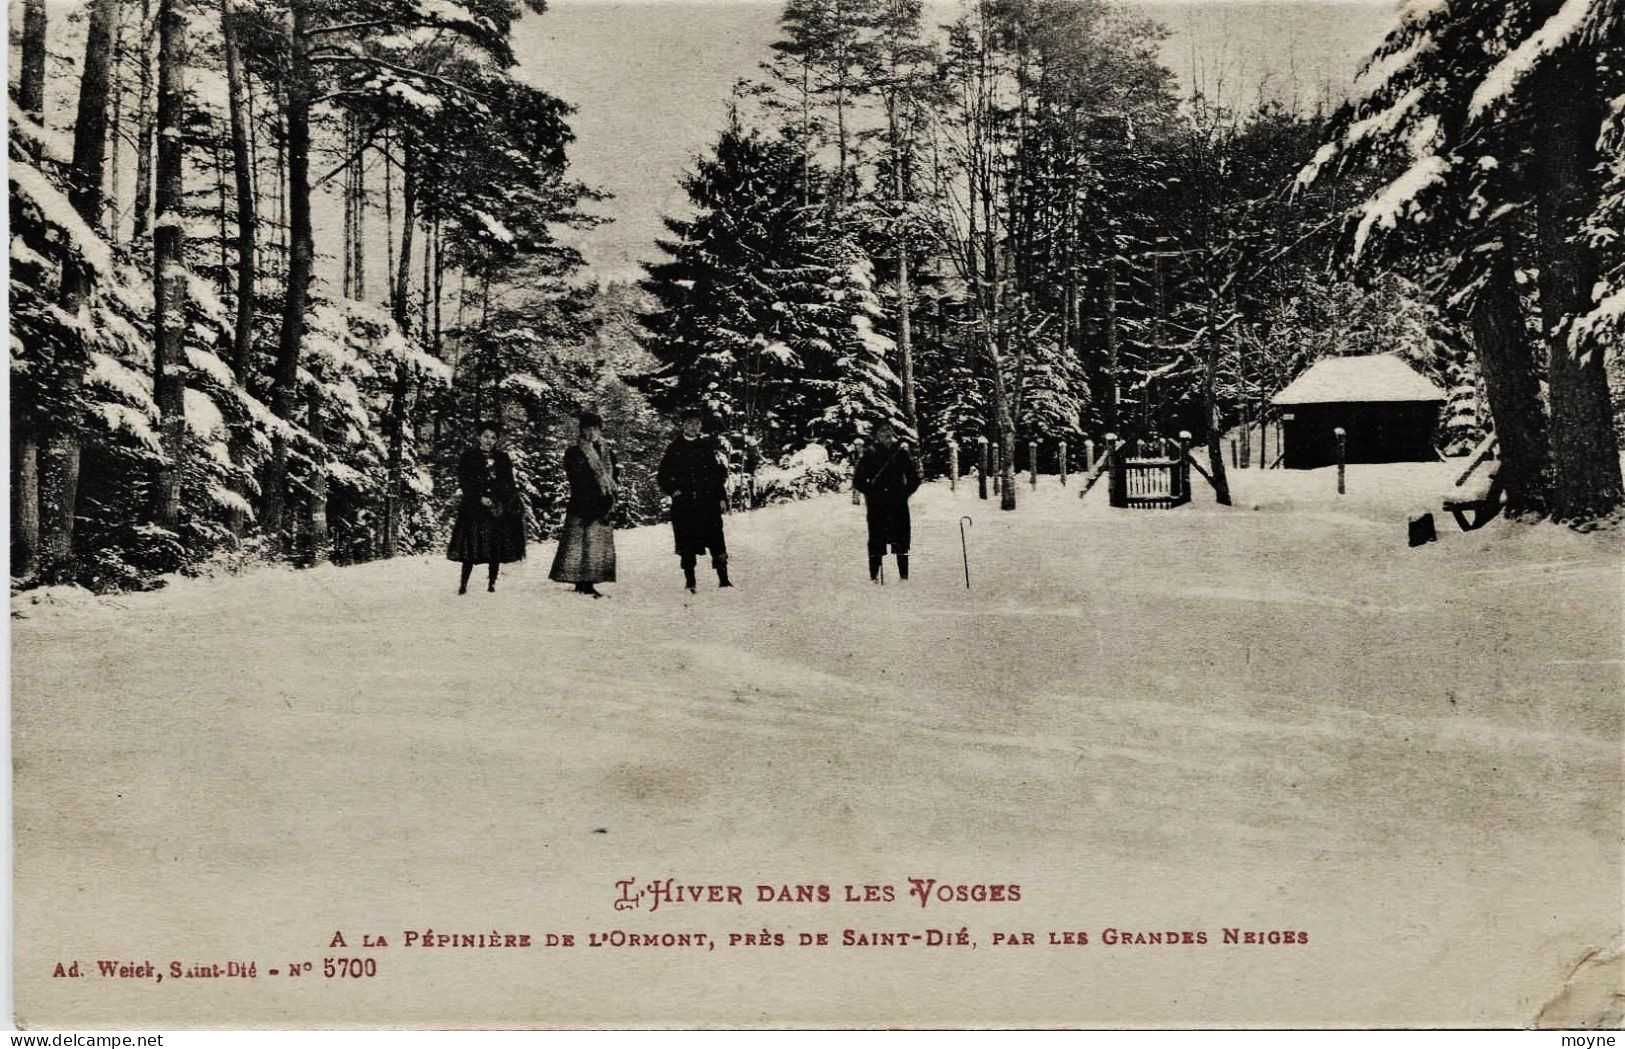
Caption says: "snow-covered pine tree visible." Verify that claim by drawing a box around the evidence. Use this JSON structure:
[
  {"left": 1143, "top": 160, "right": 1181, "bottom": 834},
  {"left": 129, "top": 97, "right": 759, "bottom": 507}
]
[
  {"left": 639, "top": 119, "right": 834, "bottom": 463},
  {"left": 1300, "top": 0, "right": 1623, "bottom": 521},
  {"left": 808, "top": 245, "right": 906, "bottom": 448}
]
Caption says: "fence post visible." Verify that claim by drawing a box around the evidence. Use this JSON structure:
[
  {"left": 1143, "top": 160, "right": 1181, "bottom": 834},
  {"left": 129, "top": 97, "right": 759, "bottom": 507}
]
[
  {"left": 851, "top": 437, "right": 864, "bottom": 505},
  {"left": 948, "top": 437, "right": 959, "bottom": 493},
  {"left": 1085, "top": 438, "right": 1095, "bottom": 472},
  {"left": 1334, "top": 426, "right": 1346, "bottom": 495},
  {"left": 977, "top": 436, "right": 989, "bottom": 500},
  {"left": 993, "top": 441, "right": 1003, "bottom": 495},
  {"left": 1029, "top": 440, "right": 1038, "bottom": 488},
  {"left": 1059, "top": 440, "right": 1068, "bottom": 486},
  {"left": 1105, "top": 432, "right": 1122, "bottom": 508},
  {"left": 1230, "top": 438, "right": 1239, "bottom": 468},
  {"left": 1178, "top": 430, "right": 1192, "bottom": 502}
]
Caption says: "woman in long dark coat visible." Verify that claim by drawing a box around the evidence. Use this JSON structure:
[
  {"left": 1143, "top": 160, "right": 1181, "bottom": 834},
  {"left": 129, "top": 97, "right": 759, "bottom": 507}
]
[
  {"left": 548, "top": 410, "right": 618, "bottom": 598},
  {"left": 446, "top": 421, "right": 527, "bottom": 593},
  {"left": 656, "top": 406, "right": 732, "bottom": 592}
]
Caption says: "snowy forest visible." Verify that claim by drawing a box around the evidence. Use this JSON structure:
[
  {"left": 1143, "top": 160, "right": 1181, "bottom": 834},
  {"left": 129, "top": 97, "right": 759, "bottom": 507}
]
[{"left": 9, "top": 0, "right": 1625, "bottom": 591}]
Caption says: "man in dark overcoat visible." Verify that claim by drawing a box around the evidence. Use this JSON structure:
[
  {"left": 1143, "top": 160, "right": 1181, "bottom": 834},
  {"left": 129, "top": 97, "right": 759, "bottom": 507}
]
[
  {"left": 853, "top": 418, "right": 921, "bottom": 582},
  {"left": 657, "top": 407, "right": 733, "bottom": 592}
]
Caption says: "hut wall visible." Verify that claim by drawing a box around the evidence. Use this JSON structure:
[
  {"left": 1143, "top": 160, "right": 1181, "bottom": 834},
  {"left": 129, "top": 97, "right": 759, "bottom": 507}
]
[{"left": 1280, "top": 402, "right": 1442, "bottom": 469}]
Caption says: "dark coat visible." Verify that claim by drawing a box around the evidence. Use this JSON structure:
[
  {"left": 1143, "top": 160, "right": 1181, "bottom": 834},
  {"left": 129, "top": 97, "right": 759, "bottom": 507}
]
[
  {"left": 562, "top": 443, "right": 617, "bottom": 522},
  {"left": 446, "top": 447, "right": 526, "bottom": 563},
  {"left": 657, "top": 435, "right": 728, "bottom": 556},
  {"left": 550, "top": 442, "right": 618, "bottom": 583},
  {"left": 854, "top": 441, "right": 920, "bottom": 550}
]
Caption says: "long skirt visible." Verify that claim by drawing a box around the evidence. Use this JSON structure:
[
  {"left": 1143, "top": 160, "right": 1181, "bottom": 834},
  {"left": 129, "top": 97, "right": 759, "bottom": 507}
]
[
  {"left": 446, "top": 506, "right": 526, "bottom": 564},
  {"left": 548, "top": 514, "right": 617, "bottom": 583}
]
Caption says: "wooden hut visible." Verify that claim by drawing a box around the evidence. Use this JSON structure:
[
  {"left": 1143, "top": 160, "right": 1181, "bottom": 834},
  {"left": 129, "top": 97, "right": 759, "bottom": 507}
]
[{"left": 1271, "top": 355, "right": 1445, "bottom": 469}]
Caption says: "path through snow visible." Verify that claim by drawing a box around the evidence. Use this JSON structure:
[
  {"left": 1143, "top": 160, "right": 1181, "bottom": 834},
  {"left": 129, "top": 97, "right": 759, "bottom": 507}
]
[{"left": 11, "top": 462, "right": 1622, "bottom": 1027}]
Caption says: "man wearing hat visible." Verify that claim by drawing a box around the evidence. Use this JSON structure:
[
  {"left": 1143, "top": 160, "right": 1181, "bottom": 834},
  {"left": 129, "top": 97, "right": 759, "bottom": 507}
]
[
  {"left": 853, "top": 417, "right": 920, "bottom": 582},
  {"left": 656, "top": 407, "right": 733, "bottom": 593}
]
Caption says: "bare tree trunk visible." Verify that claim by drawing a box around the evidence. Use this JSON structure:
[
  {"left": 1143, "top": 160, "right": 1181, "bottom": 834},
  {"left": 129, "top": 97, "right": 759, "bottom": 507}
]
[
  {"left": 275, "top": 106, "right": 287, "bottom": 279},
  {"left": 342, "top": 117, "right": 354, "bottom": 298},
  {"left": 420, "top": 202, "right": 432, "bottom": 341},
  {"left": 214, "top": 138, "right": 229, "bottom": 294},
  {"left": 381, "top": 145, "right": 418, "bottom": 557},
  {"left": 889, "top": 101, "right": 916, "bottom": 430},
  {"left": 1530, "top": 20, "right": 1623, "bottom": 522},
  {"left": 984, "top": 341, "right": 1017, "bottom": 511},
  {"left": 1469, "top": 257, "right": 1549, "bottom": 515},
  {"left": 18, "top": 0, "right": 48, "bottom": 120},
  {"left": 352, "top": 134, "right": 366, "bottom": 300},
  {"left": 432, "top": 217, "right": 444, "bottom": 358},
  {"left": 1202, "top": 301, "right": 1232, "bottom": 506},
  {"left": 395, "top": 148, "right": 417, "bottom": 323},
  {"left": 1103, "top": 225, "right": 1120, "bottom": 432},
  {"left": 800, "top": 60, "right": 813, "bottom": 206},
  {"left": 384, "top": 127, "right": 395, "bottom": 311},
  {"left": 14, "top": 431, "right": 42, "bottom": 579},
  {"left": 222, "top": 0, "right": 256, "bottom": 380},
  {"left": 132, "top": 0, "right": 157, "bottom": 245},
  {"left": 308, "top": 399, "right": 330, "bottom": 563},
  {"left": 263, "top": 0, "right": 315, "bottom": 549},
  {"left": 40, "top": 0, "right": 120, "bottom": 584},
  {"left": 15, "top": 0, "right": 50, "bottom": 577},
  {"left": 151, "top": 0, "right": 190, "bottom": 528},
  {"left": 105, "top": 7, "right": 127, "bottom": 237}
]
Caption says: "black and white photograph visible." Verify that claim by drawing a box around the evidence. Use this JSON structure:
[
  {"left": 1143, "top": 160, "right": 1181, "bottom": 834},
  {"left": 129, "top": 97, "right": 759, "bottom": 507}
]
[{"left": 6, "top": 0, "right": 1623, "bottom": 1030}]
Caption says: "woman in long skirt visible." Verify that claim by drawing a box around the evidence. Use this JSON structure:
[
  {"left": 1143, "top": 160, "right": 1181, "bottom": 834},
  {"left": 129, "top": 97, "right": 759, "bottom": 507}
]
[
  {"left": 549, "top": 410, "right": 618, "bottom": 598},
  {"left": 446, "top": 421, "right": 527, "bottom": 593}
]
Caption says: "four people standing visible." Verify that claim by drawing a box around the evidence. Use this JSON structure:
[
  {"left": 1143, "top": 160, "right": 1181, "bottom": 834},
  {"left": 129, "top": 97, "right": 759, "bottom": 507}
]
[
  {"left": 549, "top": 410, "right": 619, "bottom": 598},
  {"left": 447, "top": 422, "right": 527, "bottom": 594},
  {"left": 449, "top": 410, "right": 926, "bottom": 595},
  {"left": 657, "top": 406, "right": 733, "bottom": 593}
]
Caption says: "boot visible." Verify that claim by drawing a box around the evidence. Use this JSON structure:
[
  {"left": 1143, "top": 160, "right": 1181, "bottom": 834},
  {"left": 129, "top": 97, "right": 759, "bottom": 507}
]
[
  {"left": 487, "top": 563, "right": 499, "bottom": 593},
  {"left": 683, "top": 565, "right": 697, "bottom": 593},
  {"left": 716, "top": 562, "right": 732, "bottom": 588},
  {"left": 458, "top": 562, "right": 474, "bottom": 595},
  {"left": 868, "top": 555, "right": 882, "bottom": 582},
  {"left": 896, "top": 554, "right": 909, "bottom": 581}
]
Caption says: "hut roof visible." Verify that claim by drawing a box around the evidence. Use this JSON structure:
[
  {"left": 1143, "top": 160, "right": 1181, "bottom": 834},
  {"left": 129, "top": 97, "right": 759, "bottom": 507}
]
[{"left": 1271, "top": 354, "right": 1445, "bottom": 406}]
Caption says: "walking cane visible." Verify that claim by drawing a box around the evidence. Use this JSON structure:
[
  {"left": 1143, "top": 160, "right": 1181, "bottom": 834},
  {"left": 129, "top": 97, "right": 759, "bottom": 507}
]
[{"left": 959, "top": 515, "right": 973, "bottom": 589}]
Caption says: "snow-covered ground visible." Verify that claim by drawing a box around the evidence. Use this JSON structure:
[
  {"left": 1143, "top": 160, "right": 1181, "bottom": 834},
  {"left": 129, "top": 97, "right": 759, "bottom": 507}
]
[{"left": 11, "top": 461, "right": 1623, "bottom": 1028}]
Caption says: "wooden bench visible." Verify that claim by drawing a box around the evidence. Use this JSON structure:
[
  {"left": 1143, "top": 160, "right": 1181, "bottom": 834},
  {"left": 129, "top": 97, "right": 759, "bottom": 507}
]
[{"left": 1443, "top": 436, "right": 1505, "bottom": 531}]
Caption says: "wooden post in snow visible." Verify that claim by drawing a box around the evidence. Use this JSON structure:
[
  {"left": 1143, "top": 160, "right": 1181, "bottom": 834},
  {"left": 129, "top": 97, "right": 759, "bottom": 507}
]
[
  {"left": 977, "top": 437, "right": 989, "bottom": 501},
  {"left": 1029, "top": 440, "right": 1038, "bottom": 488},
  {"left": 1085, "top": 438, "right": 1095, "bottom": 472},
  {"left": 1177, "top": 430, "right": 1192, "bottom": 502},
  {"left": 948, "top": 437, "right": 959, "bottom": 493},
  {"left": 1059, "top": 441, "right": 1068, "bottom": 486},
  {"left": 852, "top": 437, "right": 864, "bottom": 505},
  {"left": 1335, "top": 427, "right": 1347, "bottom": 495}
]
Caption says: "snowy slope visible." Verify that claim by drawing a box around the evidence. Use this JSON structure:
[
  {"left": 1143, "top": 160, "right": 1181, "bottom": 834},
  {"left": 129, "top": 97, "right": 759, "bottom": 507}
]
[{"left": 11, "top": 461, "right": 1623, "bottom": 1027}]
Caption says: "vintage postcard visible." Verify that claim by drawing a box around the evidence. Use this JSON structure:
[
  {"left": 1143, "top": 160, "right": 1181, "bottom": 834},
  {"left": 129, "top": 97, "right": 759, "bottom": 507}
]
[{"left": 8, "top": 0, "right": 1623, "bottom": 1030}]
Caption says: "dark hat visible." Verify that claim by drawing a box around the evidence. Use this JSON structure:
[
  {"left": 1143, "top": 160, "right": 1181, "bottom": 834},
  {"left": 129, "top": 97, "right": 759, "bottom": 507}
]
[
  {"left": 678, "top": 404, "right": 706, "bottom": 422},
  {"left": 476, "top": 419, "right": 502, "bottom": 435},
  {"left": 577, "top": 409, "right": 604, "bottom": 428}
]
